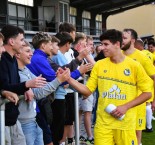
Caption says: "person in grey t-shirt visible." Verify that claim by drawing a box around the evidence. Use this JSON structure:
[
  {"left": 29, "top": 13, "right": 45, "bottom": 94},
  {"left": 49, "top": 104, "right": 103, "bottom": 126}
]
[{"left": 16, "top": 40, "right": 70, "bottom": 145}]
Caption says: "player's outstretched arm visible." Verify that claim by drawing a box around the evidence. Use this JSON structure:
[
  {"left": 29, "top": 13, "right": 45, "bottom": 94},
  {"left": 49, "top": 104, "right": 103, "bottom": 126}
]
[{"left": 67, "top": 77, "right": 92, "bottom": 98}]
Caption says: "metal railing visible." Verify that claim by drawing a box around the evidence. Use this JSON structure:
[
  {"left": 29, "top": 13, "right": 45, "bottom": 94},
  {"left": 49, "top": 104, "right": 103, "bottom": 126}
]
[
  {"left": 0, "top": 93, "right": 80, "bottom": 145},
  {"left": 0, "top": 14, "right": 58, "bottom": 32},
  {"left": 0, "top": 95, "right": 23, "bottom": 145},
  {"left": 0, "top": 14, "right": 102, "bottom": 36}
]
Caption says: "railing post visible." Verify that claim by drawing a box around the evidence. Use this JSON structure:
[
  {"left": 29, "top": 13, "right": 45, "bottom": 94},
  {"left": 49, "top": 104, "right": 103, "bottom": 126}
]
[
  {"left": 0, "top": 102, "right": 5, "bottom": 145},
  {"left": 74, "top": 92, "right": 79, "bottom": 145}
]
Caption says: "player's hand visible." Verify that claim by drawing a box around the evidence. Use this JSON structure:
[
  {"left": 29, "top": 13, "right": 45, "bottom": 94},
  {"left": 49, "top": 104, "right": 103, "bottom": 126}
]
[{"left": 110, "top": 105, "right": 127, "bottom": 119}]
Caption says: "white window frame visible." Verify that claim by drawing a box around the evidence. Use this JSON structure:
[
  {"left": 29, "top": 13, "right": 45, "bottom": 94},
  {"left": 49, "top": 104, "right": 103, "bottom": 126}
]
[{"left": 59, "top": 1, "right": 69, "bottom": 22}]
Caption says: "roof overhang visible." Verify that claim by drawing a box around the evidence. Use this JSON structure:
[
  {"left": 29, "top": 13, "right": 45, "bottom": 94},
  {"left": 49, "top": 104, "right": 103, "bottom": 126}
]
[{"left": 70, "top": 0, "right": 155, "bottom": 16}]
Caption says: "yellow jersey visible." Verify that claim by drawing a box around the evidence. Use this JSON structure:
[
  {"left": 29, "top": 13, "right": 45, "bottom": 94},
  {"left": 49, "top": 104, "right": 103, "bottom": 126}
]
[
  {"left": 86, "top": 56, "right": 152, "bottom": 130},
  {"left": 142, "top": 49, "right": 155, "bottom": 64},
  {"left": 125, "top": 49, "right": 154, "bottom": 102},
  {"left": 125, "top": 49, "right": 155, "bottom": 76},
  {"left": 153, "top": 51, "right": 155, "bottom": 55}
]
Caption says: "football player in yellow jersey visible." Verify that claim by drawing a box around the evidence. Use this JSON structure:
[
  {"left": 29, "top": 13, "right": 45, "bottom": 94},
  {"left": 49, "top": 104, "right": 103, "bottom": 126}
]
[
  {"left": 148, "top": 41, "right": 155, "bottom": 65},
  {"left": 134, "top": 39, "right": 155, "bottom": 64},
  {"left": 134, "top": 39, "right": 155, "bottom": 136},
  {"left": 67, "top": 29, "right": 152, "bottom": 145},
  {"left": 148, "top": 41, "right": 155, "bottom": 55},
  {"left": 122, "top": 29, "right": 155, "bottom": 145}
]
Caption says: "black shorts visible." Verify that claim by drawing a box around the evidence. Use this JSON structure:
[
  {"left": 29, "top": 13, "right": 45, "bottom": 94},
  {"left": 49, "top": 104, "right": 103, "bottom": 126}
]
[
  {"left": 36, "top": 112, "right": 52, "bottom": 144},
  {"left": 50, "top": 99, "right": 65, "bottom": 145},
  {"left": 65, "top": 93, "right": 75, "bottom": 125}
]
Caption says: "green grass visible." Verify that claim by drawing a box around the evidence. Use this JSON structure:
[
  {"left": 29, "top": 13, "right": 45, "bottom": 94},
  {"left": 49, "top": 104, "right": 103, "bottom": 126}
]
[{"left": 142, "top": 119, "right": 155, "bottom": 145}]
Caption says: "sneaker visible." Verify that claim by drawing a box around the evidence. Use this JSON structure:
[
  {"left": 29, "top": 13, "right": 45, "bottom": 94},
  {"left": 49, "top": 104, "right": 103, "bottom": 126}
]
[
  {"left": 143, "top": 127, "right": 153, "bottom": 132},
  {"left": 86, "top": 138, "right": 94, "bottom": 145},
  {"left": 79, "top": 136, "right": 87, "bottom": 143}
]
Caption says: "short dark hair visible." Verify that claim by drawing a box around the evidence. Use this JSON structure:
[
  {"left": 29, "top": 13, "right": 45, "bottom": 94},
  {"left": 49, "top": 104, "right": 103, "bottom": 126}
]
[
  {"left": 1, "top": 25, "right": 24, "bottom": 44},
  {"left": 59, "top": 22, "right": 76, "bottom": 33},
  {"left": 148, "top": 41, "right": 155, "bottom": 47},
  {"left": 100, "top": 29, "right": 122, "bottom": 47},
  {"left": 55, "top": 32, "right": 73, "bottom": 47},
  {"left": 32, "top": 32, "right": 52, "bottom": 49},
  {"left": 123, "top": 28, "right": 138, "bottom": 40}
]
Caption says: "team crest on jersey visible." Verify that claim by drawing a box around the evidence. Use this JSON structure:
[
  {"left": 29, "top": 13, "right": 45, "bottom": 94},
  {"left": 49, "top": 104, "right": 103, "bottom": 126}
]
[
  {"left": 103, "top": 70, "right": 107, "bottom": 73},
  {"left": 102, "top": 84, "right": 126, "bottom": 100},
  {"left": 124, "top": 69, "right": 130, "bottom": 76}
]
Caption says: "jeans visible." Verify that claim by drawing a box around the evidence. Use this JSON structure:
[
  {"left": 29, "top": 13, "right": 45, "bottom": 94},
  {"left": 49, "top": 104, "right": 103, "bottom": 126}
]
[{"left": 21, "top": 121, "right": 43, "bottom": 145}]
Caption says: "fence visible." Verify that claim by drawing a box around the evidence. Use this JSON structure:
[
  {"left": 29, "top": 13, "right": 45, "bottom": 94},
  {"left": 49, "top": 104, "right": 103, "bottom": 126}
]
[{"left": 0, "top": 92, "right": 80, "bottom": 145}]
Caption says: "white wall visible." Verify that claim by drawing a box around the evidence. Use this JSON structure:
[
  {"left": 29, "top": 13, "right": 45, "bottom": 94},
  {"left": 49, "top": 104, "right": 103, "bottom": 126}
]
[{"left": 107, "top": 4, "right": 155, "bottom": 37}]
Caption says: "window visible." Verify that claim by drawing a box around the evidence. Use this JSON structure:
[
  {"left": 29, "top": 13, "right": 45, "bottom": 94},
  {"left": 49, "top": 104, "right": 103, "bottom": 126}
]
[
  {"left": 70, "top": 7, "right": 76, "bottom": 26},
  {"left": 96, "top": 14, "right": 102, "bottom": 35},
  {"left": 59, "top": 1, "right": 69, "bottom": 22},
  {"left": 8, "top": 0, "right": 33, "bottom": 7},
  {"left": 8, "top": 3, "right": 33, "bottom": 30},
  {"left": 38, "top": 6, "right": 56, "bottom": 32},
  {"left": 8, "top": 4, "right": 17, "bottom": 17},
  {"left": 18, "top": 6, "right": 25, "bottom": 18},
  {"left": 82, "top": 11, "right": 91, "bottom": 35}
]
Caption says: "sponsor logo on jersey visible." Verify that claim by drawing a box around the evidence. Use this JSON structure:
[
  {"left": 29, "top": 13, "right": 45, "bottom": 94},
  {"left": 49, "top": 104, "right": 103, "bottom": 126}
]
[{"left": 102, "top": 84, "right": 126, "bottom": 100}]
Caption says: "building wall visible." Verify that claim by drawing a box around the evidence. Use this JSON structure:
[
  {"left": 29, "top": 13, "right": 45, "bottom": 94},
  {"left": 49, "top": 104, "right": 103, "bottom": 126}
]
[{"left": 107, "top": 4, "right": 155, "bottom": 37}]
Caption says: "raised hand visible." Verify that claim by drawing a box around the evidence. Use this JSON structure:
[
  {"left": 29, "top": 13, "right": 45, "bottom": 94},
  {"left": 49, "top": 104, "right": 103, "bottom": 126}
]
[
  {"left": 26, "top": 74, "right": 47, "bottom": 88},
  {"left": 77, "top": 49, "right": 90, "bottom": 61},
  {"left": 57, "top": 68, "right": 70, "bottom": 83},
  {"left": 56, "top": 67, "right": 65, "bottom": 74},
  {"left": 75, "top": 42, "right": 87, "bottom": 52},
  {"left": 78, "top": 61, "right": 93, "bottom": 74}
]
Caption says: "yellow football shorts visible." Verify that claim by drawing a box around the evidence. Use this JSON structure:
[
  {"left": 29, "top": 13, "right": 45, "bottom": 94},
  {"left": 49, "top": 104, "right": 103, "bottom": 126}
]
[
  {"left": 94, "top": 125, "right": 138, "bottom": 145},
  {"left": 136, "top": 103, "right": 146, "bottom": 130}
]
